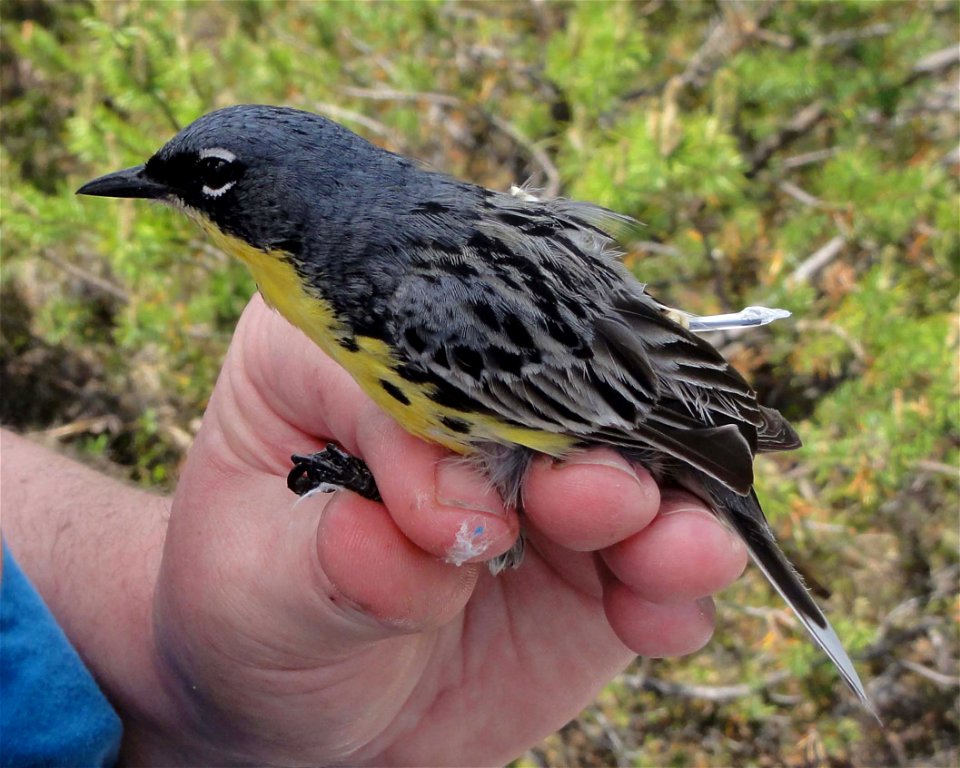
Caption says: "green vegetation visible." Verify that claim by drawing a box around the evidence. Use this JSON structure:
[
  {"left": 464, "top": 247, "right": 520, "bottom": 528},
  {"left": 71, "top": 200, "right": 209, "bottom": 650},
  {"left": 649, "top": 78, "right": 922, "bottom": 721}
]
[{"left": 2, "top": 1, "right": 957, "bottom": 765}]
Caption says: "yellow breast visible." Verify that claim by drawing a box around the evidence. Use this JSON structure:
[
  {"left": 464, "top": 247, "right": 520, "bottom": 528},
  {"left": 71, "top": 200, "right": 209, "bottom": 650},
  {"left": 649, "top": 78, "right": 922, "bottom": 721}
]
[{"left": 203, "top": 223, "right": 575, "bottom": 457}]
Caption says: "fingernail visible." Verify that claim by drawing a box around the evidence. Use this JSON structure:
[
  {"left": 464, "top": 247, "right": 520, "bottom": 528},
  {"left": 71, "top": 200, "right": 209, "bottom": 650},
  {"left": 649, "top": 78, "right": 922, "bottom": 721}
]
[
  {"left": 445, "top": 516, "right": 497, "bottom": 565},
  {"left": 435, "top": 461, "right": 507, "bottom": 517},
  {"left": 661, "top": 505, "right": 745, "bottom": 555},
  {"left": 659, "top": 503, "right": 715, "bottom": 518},
  {"left": 557, "top": 451, "right": 644, "bottom": 487}
]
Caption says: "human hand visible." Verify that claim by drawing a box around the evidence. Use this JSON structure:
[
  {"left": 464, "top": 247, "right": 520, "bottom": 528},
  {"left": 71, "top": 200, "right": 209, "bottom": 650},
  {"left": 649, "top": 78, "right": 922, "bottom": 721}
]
[{"left": 136, "top": 294, "right": 747, "bottom": 766}]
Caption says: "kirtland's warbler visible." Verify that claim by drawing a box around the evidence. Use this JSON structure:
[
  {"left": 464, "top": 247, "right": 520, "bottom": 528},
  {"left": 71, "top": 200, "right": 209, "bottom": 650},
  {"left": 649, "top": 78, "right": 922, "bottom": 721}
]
[{"left": 78, "top": 104, "right": 872, "bottom": 712}]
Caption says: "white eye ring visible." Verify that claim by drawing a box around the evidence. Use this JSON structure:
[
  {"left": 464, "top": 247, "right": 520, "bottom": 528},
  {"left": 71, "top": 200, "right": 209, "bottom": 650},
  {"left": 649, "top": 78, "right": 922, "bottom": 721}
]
[
  {"left": 202, "top": 180, "right": 236, "bottom": 198},
  {"left": 199, "top": 147, "right": 237, "bottom": 163},
  {"left": 198, "top": 147, "right": 238, "bottom": 197}
]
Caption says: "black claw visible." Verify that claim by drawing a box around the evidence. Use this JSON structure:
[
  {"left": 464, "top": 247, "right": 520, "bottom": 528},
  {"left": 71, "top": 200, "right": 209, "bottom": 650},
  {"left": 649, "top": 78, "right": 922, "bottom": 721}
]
[{"left": 287, "top": 444, "right": 382, "bottom": 502}]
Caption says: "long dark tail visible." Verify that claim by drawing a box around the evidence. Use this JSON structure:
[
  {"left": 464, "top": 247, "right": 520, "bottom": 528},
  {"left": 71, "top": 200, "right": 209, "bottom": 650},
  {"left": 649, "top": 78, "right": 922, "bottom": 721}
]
[{"left": 690, "top": 474, "right": 878, "bottom": 719}]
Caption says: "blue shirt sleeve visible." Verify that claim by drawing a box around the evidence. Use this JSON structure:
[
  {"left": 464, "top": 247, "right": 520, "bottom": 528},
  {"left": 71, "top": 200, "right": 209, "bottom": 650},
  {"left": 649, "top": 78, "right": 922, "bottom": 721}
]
[{"left": 1, "top": 540, "right": 122, "bottom": 767}]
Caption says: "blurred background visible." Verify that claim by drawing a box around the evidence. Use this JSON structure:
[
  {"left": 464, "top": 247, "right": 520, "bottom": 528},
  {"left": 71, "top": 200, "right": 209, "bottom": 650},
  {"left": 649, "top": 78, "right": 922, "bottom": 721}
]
[{"left": 1, "top": 1, "right": 957, "bottom": 765}]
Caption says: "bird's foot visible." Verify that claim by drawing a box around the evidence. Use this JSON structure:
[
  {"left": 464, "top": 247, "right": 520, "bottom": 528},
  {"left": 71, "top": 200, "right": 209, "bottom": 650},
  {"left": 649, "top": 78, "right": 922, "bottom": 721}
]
[{"left": 287, "top": 444, "right": 382, "bottom": 502}]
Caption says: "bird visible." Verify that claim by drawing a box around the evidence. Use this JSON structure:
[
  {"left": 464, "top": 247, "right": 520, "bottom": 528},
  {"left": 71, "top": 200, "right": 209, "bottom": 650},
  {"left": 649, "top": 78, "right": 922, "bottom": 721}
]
[{"left": 77, "top": 104, "right": 873, "bottom": 712}]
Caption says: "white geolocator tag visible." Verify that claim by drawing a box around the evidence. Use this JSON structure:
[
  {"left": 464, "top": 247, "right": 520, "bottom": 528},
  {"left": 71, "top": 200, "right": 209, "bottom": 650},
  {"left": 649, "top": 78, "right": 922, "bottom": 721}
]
[{"left": 683, "top": 306, "right": 792, "bottom": 333}]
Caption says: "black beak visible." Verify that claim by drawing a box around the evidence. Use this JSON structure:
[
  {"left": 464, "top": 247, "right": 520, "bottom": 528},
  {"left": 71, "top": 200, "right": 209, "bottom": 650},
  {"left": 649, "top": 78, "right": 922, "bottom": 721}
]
[{"left": 76, "top": 164, "right": 170, "bottom": 200}]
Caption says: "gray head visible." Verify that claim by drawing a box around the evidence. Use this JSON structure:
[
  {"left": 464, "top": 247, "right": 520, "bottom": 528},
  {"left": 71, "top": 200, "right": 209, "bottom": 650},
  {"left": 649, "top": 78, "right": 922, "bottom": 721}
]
[{"left": 77, "top": 105, "right": 413, "bottom": 250}]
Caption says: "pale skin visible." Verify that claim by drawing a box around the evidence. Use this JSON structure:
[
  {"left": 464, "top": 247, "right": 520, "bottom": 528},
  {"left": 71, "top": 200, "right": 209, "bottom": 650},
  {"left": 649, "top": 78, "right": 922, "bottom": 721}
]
[{"left": 1, "top": 294, "right": 748, "bottom": 766}]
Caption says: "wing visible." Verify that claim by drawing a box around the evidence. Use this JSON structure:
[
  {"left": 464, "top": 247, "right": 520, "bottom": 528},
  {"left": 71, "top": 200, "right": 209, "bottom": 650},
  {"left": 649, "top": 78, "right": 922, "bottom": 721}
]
[{"left": 387, "top": 191, "right": 775, "bottom": 495}]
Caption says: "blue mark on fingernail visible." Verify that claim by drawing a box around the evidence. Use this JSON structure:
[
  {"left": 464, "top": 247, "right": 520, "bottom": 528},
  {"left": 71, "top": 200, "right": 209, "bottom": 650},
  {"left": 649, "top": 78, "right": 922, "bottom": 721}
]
[{"left": 474, "top": 525, "right": 485, "bottom": 536}]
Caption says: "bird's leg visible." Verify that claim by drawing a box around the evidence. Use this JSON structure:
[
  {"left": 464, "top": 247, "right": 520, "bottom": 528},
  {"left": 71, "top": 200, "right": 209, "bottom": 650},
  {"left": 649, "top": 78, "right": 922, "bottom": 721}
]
[{"left": 287, "top": 444, "right": 382, "bottom": 502}]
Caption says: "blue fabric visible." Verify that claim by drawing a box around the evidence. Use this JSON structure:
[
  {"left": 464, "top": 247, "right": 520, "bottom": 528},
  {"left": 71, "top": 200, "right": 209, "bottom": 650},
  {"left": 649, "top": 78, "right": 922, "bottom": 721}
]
[{"left": 0, "top": 540, "right": 122, "bottom": 767}]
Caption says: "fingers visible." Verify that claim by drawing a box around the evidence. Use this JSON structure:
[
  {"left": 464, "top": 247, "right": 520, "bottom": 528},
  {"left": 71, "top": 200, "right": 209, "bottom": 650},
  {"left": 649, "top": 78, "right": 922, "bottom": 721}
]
[
  {"left": 602, "top": 576, "right": 717, "bottom": 658},
  {"left": 314, "top": 493, "right": 480, "bottom": 631},
  {"left": 230, "top": 297, "right": 520, "bottom": 566},
  {"left": 522, "top": 450, "right": 660, "bottom": 552},
  {"left": 601, "top": 491, "right": 748, "bottom": 603},
  {"left": 196, "top": 296, "right": 360, "bottom": 478},
  {"left": 220, "top": 297, "right": 517, "bottom": 634},
  {"left": 523, "top": 457, "right": 747, "bottom": 657},
  {"left": 598, "top": 490, "right": 746, "bottom": 656},
  {"left": 218, "top": 296, "right": 746, "bottom": 658},
  {"left": 354, "top": 408, "right": 519, "bottom": 565}
]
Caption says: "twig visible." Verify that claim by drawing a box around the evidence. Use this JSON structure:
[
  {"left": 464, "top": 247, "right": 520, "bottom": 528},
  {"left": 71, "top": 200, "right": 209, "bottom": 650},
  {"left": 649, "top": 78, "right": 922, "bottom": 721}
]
[
  {"left": 782, "top": 147, "right": 839, "bottom": 169},
  {"left": 753, "top": 27, "right": 795, "bottom": 50},
  {"left": 787, "top": 235, "right": 845, "bottom": 286},
  {"left": 678, "top": 15, "right": 737, "bottom": 90},
  {"left": 638, "top": 0, "right": 664, "bottom": 16},
  {"left": 813, "top": 23, "right": 894, "bottom": 48},
  {"left": 913, "top": 459, "right": 960, "bottom": 478},
  {"left": 485, "top": 112, "right": 561, "bottom": 198},
  {"left": 747, "top": 101, "right": 827, "bottom": 177},
  {"left": 861, "top": 617, "right": 942, "bottom": 661},
  {"left": 779, "top": 180, "right": 831, "bottom": 209},
  {"left": 910, "top": 45, "right": 960, "bottom": 78},
  {"left": 339, "top": 85, "right": 460, "bottom": 108},
  {"left": 613, "top": 2, "right": 774, "bottom": 106},
  {"left": 39, "top": 249, "right": 130, "bottom": 303},
  {"left": 311, "top": 102, "right": 403, "bottom": 144},
  {"left": 727, "top": 602, "right": 795, "bottom": 624},
  {"left": 589, "top": 709, "right": 629, "bottom": 767},
  {"left": 899, "top": 659, "right": 960, "bottom": 688},
  {"left": 794, "top": 319, "right": 869, "bottom": 364},
  {"left": 941, "top": 145, "right": 960, "bottom": 169},
  {"left": 340, "top": 86, "right": 562, "bottom": 197},
  {"left": 882, "top": 728, "right": 909, "bottom": 768},
  {"left": 634, "top": 241, "right": 683, "bottom": 257},
  {"left": 625, "top": 670, "right": 791, "bottom": 702},
  {"left": 340, "top": 29, "right": 399, "bottom": 80},
  {"left": 31, "top": 415, "right": 124, "bottom": 440}
]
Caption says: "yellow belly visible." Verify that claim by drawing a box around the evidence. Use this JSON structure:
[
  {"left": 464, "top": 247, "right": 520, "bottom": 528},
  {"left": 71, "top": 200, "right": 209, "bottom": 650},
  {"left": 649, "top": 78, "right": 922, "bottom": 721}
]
[{"left": 204, "top": 224, "right": 575, "bottom": 456}]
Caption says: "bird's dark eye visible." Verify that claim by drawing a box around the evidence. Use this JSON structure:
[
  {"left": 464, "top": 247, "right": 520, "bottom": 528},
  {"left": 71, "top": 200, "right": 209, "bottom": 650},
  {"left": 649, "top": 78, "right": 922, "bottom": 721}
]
[{"left": 196, "top": 148, "right": 242, "bottom": 198}]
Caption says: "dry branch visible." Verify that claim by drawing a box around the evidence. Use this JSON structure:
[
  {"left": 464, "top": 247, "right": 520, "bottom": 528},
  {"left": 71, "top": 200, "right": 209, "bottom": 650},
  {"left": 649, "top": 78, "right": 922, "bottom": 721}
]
[
  {"left": 339, "top": 86, "right": 562, "bottom": 197},
  {"left": 746, "top": 101, "right": 827, "bottom": 177},
  {"left": 625, "top": 670, "right": 792, "bottom": 702},
  {"left": 39, "top": 249, "right": 130, "bottom": 303},
  {"left": 787, "top": 235, "right": 846, "bottom": 286}
]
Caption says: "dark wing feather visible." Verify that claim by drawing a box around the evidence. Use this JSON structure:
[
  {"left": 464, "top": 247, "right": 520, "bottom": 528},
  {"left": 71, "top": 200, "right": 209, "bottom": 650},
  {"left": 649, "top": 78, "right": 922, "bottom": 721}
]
[
  {"left": 687, "top": 474, "right": 875, "bottom": 716},
  {"left": 758, "top": 405, "right": 803, "bottom": 452},
  {"left": 386, "top": 192, "right": 769, "bottom": 496}
]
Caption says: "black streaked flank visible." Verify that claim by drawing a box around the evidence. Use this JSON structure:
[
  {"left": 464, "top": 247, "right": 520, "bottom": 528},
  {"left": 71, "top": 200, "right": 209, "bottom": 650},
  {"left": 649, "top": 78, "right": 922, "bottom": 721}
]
[
  {"left": 471, "top": 300, "right": 501, "bottom": 332},
  {"left": 403, "top": 327, "right": 427, "bottom": 354},
  {"left": 338, "top": 336, "right": 360, "bottom": 353},
  {"left": 588, "top": 371, "right": 638, "bottom": 422},
  {"left": 527, "top": 381, "right": 587, "bottom": 423},
  {"left": 495, "top": 211, "right": 535, "bottom": 228},
  {"left": 440, "top": 415, "right": 472, "bottom": 434},
  {"left": 572, "top": 344, "right": 593, "bottom": 360},
  {"left": 451, "top": 345, "right": 484, "bottom": 379},
  {"left": 467, "top": 230, "right": 512, "bottom": 257},
  {"left": 427, "top": 380, "right": 488, "bottom": 413},
  {"left": 412, "top": 201, "right": 451, "bottom": 215},
  {"left": 440, "top": 260, "right": 480, "bottom": 278},
  {"left": 502, "top": 314, "right": 535, "bottom": 350},
  {"left": 432, "top": 345, "right": 449, "bottom": 369},
  {"left": 270, "top": 237, "right": 303, "bottom": 254},
  {"left": 379, "top": 379, "right": 411, "bottom": 406},
  {"left": 487, "top": 346, "right": 525, "bottom": 376},
  {"left": 395, "top": 362, "right": 433, "bottom": 384},
  {"left": 545, "top": 317, "right": 580, "bottom": 348}
]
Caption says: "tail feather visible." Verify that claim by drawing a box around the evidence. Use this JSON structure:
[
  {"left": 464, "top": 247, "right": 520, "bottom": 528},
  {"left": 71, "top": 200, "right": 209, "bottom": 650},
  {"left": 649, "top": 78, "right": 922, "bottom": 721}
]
[{"left": 693, "top": 476, "right": 878, "bottom": 720}]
